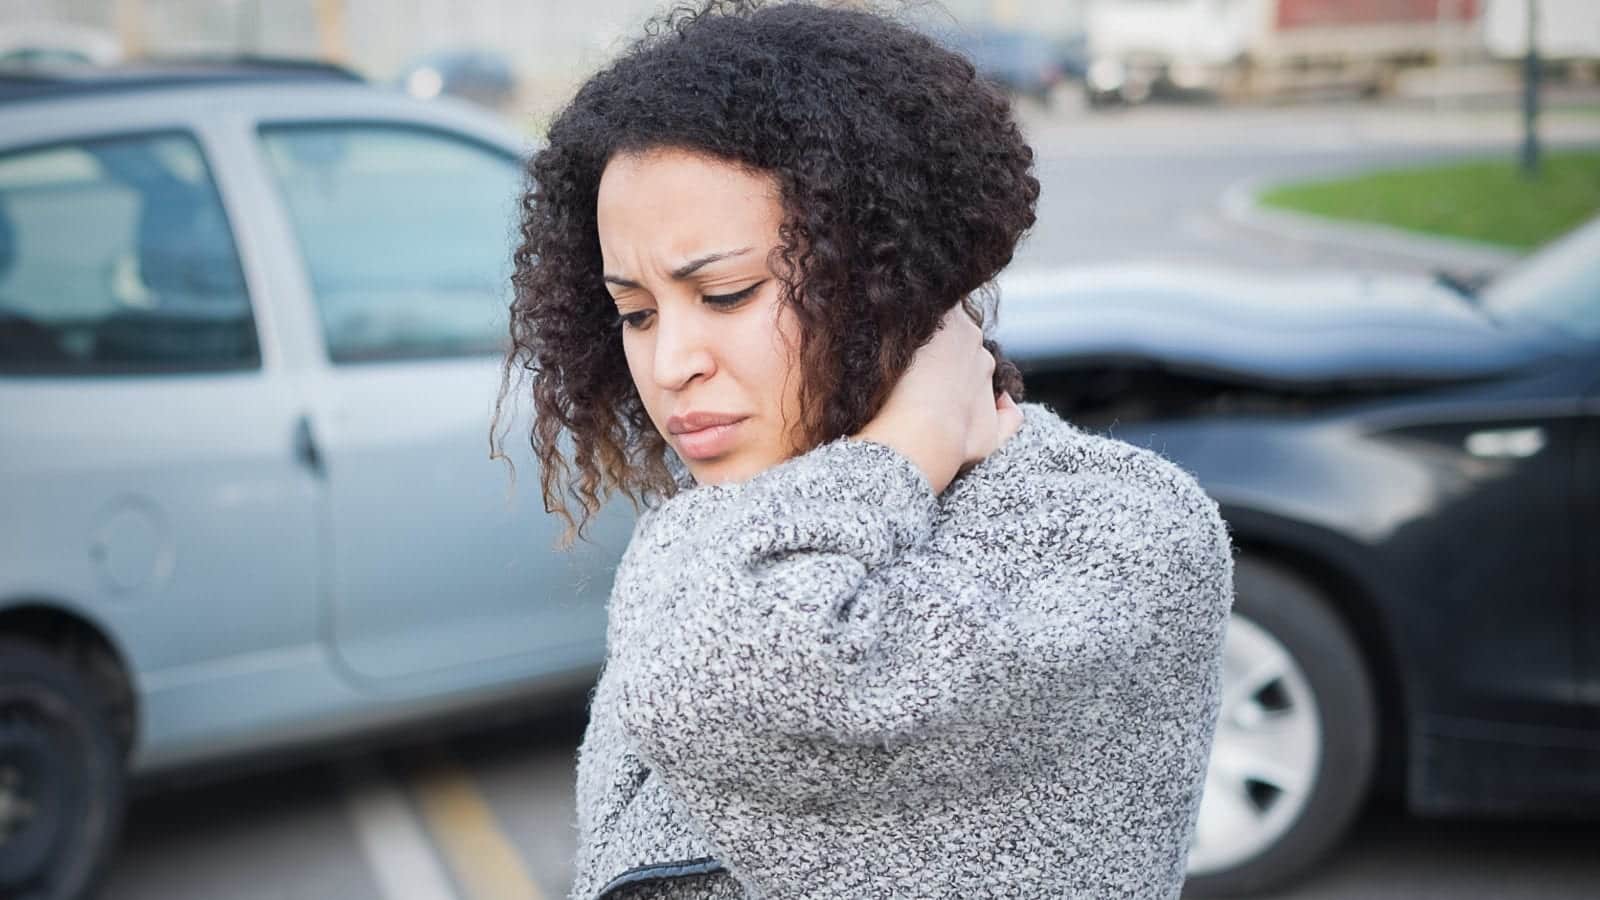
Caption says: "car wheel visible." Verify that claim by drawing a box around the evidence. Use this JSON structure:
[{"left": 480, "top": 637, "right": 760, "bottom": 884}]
[
  {"left": 1183, "top": 556, "right": 1378, "bottom": 897},
  {"left": 0, "top": 638, "right": 126, "bottom": 900}
]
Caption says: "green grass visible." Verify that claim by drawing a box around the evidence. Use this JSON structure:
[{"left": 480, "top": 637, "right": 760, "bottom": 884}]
[{"left": 1258, "top": 150, "right": 1600, "bottom": 250}]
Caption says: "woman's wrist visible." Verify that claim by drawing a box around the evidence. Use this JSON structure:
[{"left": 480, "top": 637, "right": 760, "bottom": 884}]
[{"left": 851, "top": 420, "right": 960, "bottom": 495}]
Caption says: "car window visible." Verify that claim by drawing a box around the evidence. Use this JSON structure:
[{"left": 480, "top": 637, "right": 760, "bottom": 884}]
[
  {"left": 257, "top": 124, "right": 522, "bottom": 363},
  {"left": 0, "top": 132, "right": 257, "bottom": 375},
  {"left": 1479, "top": 216, "right": 1600, "bottom": 343}
]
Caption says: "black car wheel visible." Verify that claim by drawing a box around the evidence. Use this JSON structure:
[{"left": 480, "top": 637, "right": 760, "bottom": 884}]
[
  {"left": 1184, "top": 556, "right": 1378, "bottom": 897},
  {"left": 0, "top": 638, "right": 125, "bottom": 900}
]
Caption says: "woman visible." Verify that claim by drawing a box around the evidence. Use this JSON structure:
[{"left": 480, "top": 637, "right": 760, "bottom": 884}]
[{"left": 493, "top": 2, "right": 1235, "bottom": 897}]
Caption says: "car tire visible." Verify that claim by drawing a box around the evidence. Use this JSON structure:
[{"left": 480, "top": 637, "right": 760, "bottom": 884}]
[
  {"left": 1183, "top": 555, "right": 1378, "bottom": 897},
  {"left": 0, "top": 638, "right": 126, "bottom": 900}
]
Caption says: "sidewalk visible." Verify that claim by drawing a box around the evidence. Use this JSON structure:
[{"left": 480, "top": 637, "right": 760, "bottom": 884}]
[
  {"left": 1018, "top": 92, "right": 1600, "bottom": 159},
  {"left": 1217, "top": 174, "right": 1526, "bottom": 278},
  {"left": 1208, "top": 101, "right": 1600, "bottom": 276}
]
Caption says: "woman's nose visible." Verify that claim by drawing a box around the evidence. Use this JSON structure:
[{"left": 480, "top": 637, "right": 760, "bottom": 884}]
[{"left": 650, "top": 305, "right": 716, "bottom": 390}]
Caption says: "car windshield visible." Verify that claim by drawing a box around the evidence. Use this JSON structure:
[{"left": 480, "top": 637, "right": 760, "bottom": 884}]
[{"left": 1477, "top": 215, "right": 1600, "bottom": 342}]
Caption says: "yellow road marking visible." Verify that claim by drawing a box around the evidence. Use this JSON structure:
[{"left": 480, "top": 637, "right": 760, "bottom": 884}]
[
  {"left": 338, "top": 757, "right": 459, "bottom": 900},
  {"left": 408, "top": 746, "right": 547, "bottom": 900}
]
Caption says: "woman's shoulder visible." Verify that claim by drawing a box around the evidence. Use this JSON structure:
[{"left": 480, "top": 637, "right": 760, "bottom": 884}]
[
  {"left": 940, "top": 401, "right": 1229, "bottom": 560},
  {"left": 950, "top": 402, "right": 1208, "bottom": 501},
  {"left": 934, "top": 403, "right": 1234, "bottom": 660}
]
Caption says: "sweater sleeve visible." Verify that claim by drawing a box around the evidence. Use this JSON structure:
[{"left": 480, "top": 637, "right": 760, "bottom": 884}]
[{"left": 605, "top": 416, "right": 1234, "bottom": 795}]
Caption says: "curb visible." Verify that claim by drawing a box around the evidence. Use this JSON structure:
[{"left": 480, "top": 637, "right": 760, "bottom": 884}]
[{"left": 1218, "top": 173, "right": 1524, "bottom": 275}]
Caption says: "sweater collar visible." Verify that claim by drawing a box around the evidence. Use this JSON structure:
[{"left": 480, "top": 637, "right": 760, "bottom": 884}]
[{"left": 662, "top": 400, "right": 1060, "bottom": 496}]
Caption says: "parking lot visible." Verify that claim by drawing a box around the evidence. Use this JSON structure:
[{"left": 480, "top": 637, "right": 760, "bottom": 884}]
[{"left": 102, "top": 702, "right": 1600, "bottom": 900}]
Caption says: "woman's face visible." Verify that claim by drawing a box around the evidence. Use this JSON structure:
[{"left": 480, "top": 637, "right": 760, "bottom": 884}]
[{"left": 596, "top": 147, "right": 806, "bottom": 487}]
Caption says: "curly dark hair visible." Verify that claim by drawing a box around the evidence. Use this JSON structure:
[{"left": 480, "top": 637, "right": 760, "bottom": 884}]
[{"left": 492, "top": 0, "right": 1039, "bottom": 548}]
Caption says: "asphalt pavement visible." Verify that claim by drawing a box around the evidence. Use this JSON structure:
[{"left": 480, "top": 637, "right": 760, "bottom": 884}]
[{"left": 1011, "top": 94, "right": 1600, "bottom": 275}]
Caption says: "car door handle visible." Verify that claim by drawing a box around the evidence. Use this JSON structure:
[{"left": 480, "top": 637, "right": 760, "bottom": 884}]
[
  {"left": 293, "top": 414, "right": 326, "bottom": 478},
  {"left": 1464, "top": 426, "right": 1546, "bottom": 459}
]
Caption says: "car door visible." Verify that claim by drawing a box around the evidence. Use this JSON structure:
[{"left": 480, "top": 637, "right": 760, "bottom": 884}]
[
  {"left": 0, "top": 118, "right": 323, "bottom": 764},
  {"left": 1464, "top": 220, "right": 1600, "bottom": 720},
  {"left": 1370, "top": 356, "right": 1586, "bottom": 722},
  {"left": 1581, "top": 358, "right": 1600, "bottom": 712},
  {"left": 252, "top": 118, "right": 629, "bottom": 690}
]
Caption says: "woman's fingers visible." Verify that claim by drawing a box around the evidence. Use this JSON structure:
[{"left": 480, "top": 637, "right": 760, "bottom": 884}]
[
  {"left": 869, "top": 303, "right": 1000, "bottom": 488},
  {"left": 860, "top": 304, "right": 995, "bottom": 493},
  {"left": 996, "top": 391, "right": 1024, "bottom": 448}
]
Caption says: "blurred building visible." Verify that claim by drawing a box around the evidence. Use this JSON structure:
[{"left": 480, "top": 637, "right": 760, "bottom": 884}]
[
  {"left": 1483, "top": 0, "right": 1600, "bottom": 63},
  {"left": 1079, "top": 0, "right": 1487, "bottom": 103},
  {"left": 2, "top": 0, "right": 1594, "bottom": 119}
]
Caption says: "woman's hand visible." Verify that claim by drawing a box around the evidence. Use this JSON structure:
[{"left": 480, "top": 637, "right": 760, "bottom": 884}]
[
  {"left": 985, "top": 390, "right": 1026, "bottom": 464},
  {"left": 852, "top": 305, "right": 1022, "bottom": 495}
]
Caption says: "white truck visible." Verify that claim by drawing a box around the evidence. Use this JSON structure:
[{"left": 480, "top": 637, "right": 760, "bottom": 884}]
[
  {"left": 1083, "top": 0, "right": 1486, "bottom": 104},
  {"left": 1482, "top": 0, "right": 1600, "bottom": 63}
]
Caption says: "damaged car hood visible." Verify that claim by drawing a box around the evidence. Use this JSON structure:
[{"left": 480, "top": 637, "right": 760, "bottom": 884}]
[{"left": 991, "top": 263, "right": 1555, "bottom": 387}]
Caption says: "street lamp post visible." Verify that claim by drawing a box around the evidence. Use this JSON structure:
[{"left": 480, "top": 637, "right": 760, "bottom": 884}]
[{"left": 1520, "top": 0, "right": 1541, "bottom": 177}]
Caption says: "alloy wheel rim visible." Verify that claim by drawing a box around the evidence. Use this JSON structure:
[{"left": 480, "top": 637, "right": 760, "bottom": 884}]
[
  {"left": 0, "top": 704, "right": 72, "bottom": 886},
  {"left": 0, "top": 763, "right": 37, "bottom": 843},
  {"left": 1188, "top": 612, "right": 1323, "bottom": 875}
]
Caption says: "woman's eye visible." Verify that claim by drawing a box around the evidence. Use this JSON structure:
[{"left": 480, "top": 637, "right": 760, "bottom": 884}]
[
  {"left": 615, "top": 281, "right": 764, "bottom": 331},
  {"left": 617, "top": 310, "right": 653, "bottom": 331},
  {"left": 704, "top": 280, "right": 764, "bottom": 307}
]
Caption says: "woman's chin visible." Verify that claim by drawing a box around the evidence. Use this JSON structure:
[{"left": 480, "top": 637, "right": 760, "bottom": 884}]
[
  {"left": 684, "top": 451, "right": 777, "bottom": 487},
  {"left": 684, "top": 458, "right": 738, "bottom": 487}
]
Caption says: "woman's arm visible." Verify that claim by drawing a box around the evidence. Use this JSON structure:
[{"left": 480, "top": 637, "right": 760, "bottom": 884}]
[{"left": 606, "top": 412, "right": 1234, "bottom": 793}]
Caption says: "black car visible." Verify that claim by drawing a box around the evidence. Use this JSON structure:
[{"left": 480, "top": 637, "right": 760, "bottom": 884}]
[{"left": 992, "top": 216, "right": 1600, "bottom": 895}]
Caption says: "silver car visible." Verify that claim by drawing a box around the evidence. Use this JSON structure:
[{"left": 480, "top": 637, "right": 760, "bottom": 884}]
[{"left": 0, "top": 61, "right": 632, "bottom": 899}]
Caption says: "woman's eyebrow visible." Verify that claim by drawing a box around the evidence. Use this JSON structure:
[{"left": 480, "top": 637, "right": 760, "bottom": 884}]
[{"left": 603, "top": 246, "right": 754, "bottom": 288}]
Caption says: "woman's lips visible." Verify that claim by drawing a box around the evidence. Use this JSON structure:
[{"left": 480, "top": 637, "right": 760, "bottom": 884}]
[{"left": 675, "top": 418, "right": 746, "bottom": 460}]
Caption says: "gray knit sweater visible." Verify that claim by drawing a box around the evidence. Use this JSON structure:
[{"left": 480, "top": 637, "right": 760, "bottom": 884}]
[{"left": 570, "top": 401, "right": 1235, "bottom": 899}]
